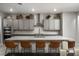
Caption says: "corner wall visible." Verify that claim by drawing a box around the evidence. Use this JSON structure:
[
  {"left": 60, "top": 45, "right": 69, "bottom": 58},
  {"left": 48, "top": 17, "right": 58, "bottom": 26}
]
[
  {"left": 62, "top": 12, "right": 77, "bottom": 40},
  {"left": 0, "top": 12, "right": 6, "bottom": 43}
]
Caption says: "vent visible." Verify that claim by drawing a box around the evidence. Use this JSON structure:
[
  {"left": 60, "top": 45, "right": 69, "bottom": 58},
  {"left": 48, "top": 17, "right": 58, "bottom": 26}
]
[{"left": 17, "top": 3, "right": 23, "bottom": 5}]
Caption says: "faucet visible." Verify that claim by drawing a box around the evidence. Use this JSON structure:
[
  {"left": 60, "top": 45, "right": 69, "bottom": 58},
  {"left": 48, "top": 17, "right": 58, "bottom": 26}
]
[{"left": 35, "top": 27, "right": 44, "bottom": 38}]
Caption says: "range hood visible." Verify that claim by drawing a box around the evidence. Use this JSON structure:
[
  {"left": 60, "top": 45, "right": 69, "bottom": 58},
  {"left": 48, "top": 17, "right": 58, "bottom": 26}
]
[{"left": 36, "top": 13, "right": 43, "bottom": 27}]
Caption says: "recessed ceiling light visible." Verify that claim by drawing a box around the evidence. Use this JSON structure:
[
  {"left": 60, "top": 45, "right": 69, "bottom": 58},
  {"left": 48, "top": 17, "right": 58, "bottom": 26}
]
[
  {"left": 32, "top": 8, "right": 35, "bottom": 12},
  {"left": 54, "top": 8, "right": 57, "bottom": 11},
  {"left": 10, "top": 8, "right": 13, "bottom": 12}
]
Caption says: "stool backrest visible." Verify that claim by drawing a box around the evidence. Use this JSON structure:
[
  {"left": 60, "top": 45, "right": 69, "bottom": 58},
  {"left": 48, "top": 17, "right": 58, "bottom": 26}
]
[
  {"left": 36, "top": 40, "right": 45, "bottom": 48},
  {"left": 4, "top": 40, "right": 16, "bottom": 48},
  {"left": 68, "top": 41, "right": 75, "bottom": 48},
  {"left": 49, "top": 40, "right": 61, "bottom": 48},
  {"left": 20, "top": 40, "right": 31, "bottom": 48}
]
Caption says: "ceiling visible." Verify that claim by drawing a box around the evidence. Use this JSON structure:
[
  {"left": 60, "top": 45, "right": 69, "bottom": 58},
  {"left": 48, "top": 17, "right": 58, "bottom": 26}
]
[{"left": 0, "top": 3, "right": 79, "bottom": 14}]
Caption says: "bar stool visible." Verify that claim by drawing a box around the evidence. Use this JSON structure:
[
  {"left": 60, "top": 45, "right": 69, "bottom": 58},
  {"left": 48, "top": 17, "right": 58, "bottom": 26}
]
[
  {"left": 67, "top": 41, "right": 75, "bottom": 56},
  {"left": 68, "top": 41, "right": 75, "bottom": 48},
  {"left": 36, "top": 40, "right": 45, "bottom": 53},
  {"left": 49, "top": 40, "right": 61, "bottom": 53},
  {"left": 20, "top": 40, "right": 32, "bottom": 53},
  {"left": 4, "top": 40, "right": 17, "bottom": 55}
]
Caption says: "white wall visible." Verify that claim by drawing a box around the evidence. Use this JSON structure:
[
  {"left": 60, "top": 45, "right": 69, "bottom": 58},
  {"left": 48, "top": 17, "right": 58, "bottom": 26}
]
[
  {"left": 76, "top": 13, "right": 79, "bottom": 48},
  {"left": 0, "top": 12, "right": 6, "bottom": 43},
  {"left": 0, "top": 12, "right": 5, "bottom": 32},
  {"left": 62, "top": 12, "right": 77, "bottom": 40}
]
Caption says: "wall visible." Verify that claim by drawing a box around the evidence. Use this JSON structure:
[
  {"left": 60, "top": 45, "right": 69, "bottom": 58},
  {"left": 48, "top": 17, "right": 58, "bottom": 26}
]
[
  {"left": 4, "top": 13, "right": 78, "bottom": 37},
  {"left": 62, "top": 12, "right": 77, "bottom": 43},
  {"left": 0, "top": 12, "right": 6, "bottom": 43},
  {"left": 0, "top": 12, "right": 5, "bottom": 32},
  {"left": 76, "top": 13, "right": 79, "bottom": 48}
]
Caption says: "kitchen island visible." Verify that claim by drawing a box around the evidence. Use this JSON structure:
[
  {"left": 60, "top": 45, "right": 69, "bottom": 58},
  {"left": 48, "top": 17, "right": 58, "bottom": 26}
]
[{"left": 5, "top": 36, "right": 75, "bottom": 53}]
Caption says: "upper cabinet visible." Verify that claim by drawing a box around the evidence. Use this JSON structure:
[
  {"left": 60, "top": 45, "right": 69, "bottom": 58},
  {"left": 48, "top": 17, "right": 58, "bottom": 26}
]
[
  {"left": 54, "top": 19, "right": 60, "bottom": 30},
  {"left": 44, "top": 19, "right": 60, "bottom": 30},
  {"left": 3, "top": 14, "right": 34, "bottom": 31},
  {"left": 43, "top": 13, "right": 62, "bottom": 35},
  {"left": 3, "top": 13, "right": 62, "bottom": 35},
  {"left": 43, "top": 14, "right": 62, "bottom": 31}
]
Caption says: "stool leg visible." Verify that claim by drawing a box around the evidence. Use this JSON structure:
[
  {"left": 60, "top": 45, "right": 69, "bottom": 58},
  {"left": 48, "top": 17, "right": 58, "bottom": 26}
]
[
  {"left": 49, "top": 48, "right": 51, "bottom": 53},
  {"left": 29, "top": 48, "right": 32, "bottom": 53},
  {"left": 11, "top": 48, "right": 12, "bottom": 55},
  {"left": 16, "top": 46, "right": 19, "bottom": 53},
  {"left": 5, "top": 48, "right": 7, "bottom": 55},
  {"left": 14, "top": 48, "right": 15, "bottom": 54},
  {"left": 43, "top": 48, "right": 45, "bottom": 53},
  {"left": 24, "top": 48, "right": 25, "bottom": 56},
  {"left": 21, "top": 48, "right": 23, "bottom": 55},
  {"left": 11, "top": 48, "right": 13, "bottom": 55},
  {"left": 24, "top": 48, "right": 26, "bottom": 55},
  {"left": 36, "top": 48, "right": 37, "bottom": 53}
]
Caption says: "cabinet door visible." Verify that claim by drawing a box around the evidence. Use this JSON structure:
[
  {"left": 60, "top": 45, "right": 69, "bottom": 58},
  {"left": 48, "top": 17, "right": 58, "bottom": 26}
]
[
  {"left": 24, "top": 20, "right": 30, "bottom": 30},
  {"left": 54, "top": 19, "right": 60, "bottom": 30},
  {"left": 3, "top": 19, "right": 8, "bottom": 27},
  {"left": 44, "top": 19, "right": 49, "bottom": 30},
  {"left": 13, "top": 20, "right": 19, "bottom": 30},
  {"left": 7, "top": 19, "right": 13, "bottom": 27},
  {"left": 49, "top": 19, "right": 55, "bottom": 30},
  {"left": 3, "top": 19, "right": 13, "bottom": 27},
  {"left": 30, "top": 19, "right": 34, "bottom": 30},
  {"left": 18, "top": 20, "right": 24, "bottom": 30}
]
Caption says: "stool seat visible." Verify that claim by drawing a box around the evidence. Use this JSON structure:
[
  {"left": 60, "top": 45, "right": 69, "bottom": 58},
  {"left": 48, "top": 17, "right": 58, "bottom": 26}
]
[
  {"left": 49, "top": 40, "right": 61, "bottom": 53},
  {"left": 20, "top": 40, "right": 32, "bottom": 53},
  {"left": 36, "top": 40, "right": 45, "bottom": 53},
  {"left": 49, "top": 40, "right": 61, "bottom": 48},
  {"left": 68, "top": 41, "right": 75, "bottom": 48},
  {"left": 4, "top": 40, "right": 18, "bottom": 55},
  {"left": 20, "top": 40, "right": 31, "bottom": 48}
]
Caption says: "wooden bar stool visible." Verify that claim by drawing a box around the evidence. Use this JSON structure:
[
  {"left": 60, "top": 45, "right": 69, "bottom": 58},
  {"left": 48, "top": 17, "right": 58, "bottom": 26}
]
[
  {"left": 4, "top": 40, "right": 17, "bottom": 55},
  {"left": 36, "top": 40, "right": 45, "bottom": 53},
  {"left": 49, "top": 40, "right": 61, "bottom": 53},
  {"left": 68, "top": 41, "right": 75, "bottom": 48},
  {"left": 68, "top": 41, "right": 75, "bottom": 56},
  {"left": 20, "top": 40, "right": 32, "bottom": 53}
]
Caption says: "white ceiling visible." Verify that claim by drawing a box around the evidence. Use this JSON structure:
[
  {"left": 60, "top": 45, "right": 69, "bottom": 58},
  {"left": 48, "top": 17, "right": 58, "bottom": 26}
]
[{"left": 0, "top": 3, "right": 79, "bottom": 14}]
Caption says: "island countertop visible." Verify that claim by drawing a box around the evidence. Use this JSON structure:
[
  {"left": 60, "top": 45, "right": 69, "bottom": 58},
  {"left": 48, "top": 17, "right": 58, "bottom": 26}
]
[{"left": 5, "top": 36, "right": 75, "bottom": 41}]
